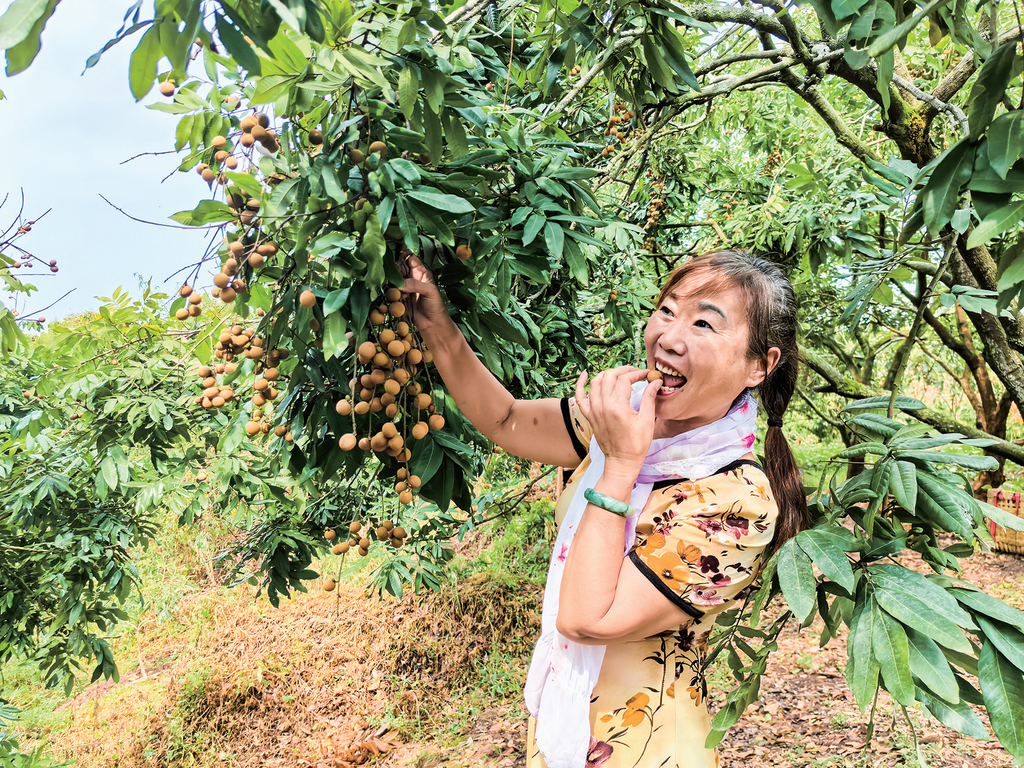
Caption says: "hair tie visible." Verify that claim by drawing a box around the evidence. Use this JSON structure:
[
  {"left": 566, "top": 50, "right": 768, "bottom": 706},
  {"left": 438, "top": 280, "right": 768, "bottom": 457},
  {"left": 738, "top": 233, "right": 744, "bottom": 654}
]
[{"left": 767, "top": 418, "right": 784, "bottom": 428}]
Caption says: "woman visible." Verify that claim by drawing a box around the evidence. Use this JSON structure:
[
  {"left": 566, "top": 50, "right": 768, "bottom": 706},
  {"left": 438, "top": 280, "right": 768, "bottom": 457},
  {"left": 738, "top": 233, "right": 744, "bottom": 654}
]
[{"left": 402, "top": 249, "right": 805, "bottom": 768}]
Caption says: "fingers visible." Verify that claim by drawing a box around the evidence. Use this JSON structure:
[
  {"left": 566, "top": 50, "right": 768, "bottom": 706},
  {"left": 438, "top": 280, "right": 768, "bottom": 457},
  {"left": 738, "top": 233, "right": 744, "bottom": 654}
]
[
  {"left": 575, "top": 370, "right": 591, "bottom": 420},
  {"left": 636, "top": 379, "right": 659, "bottom": 424},
  {"left": 399, "top": 277, "right": 436, "bottom": 296}
]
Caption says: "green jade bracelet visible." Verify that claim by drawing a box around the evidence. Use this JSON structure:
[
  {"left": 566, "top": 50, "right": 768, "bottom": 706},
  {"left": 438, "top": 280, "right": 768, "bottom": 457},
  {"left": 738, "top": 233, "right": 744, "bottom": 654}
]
[{"left": 583, "top": 487, "right": 637, "bottom": 518}]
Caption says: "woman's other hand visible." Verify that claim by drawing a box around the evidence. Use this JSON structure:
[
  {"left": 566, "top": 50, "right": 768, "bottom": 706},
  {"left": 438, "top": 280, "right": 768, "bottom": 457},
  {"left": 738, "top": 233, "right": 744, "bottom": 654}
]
[
  {"left": 575, "top": 367, "right": 659, "bottom": 480},
  {"left": 398, "top": 254, "right": 451, "bottom": 333}
]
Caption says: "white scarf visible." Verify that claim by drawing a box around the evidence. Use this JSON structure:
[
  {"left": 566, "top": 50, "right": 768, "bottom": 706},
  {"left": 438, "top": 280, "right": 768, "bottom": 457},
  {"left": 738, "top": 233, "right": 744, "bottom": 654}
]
[{"left": 524, "top": 385, "right": 759, "bottom": 768}]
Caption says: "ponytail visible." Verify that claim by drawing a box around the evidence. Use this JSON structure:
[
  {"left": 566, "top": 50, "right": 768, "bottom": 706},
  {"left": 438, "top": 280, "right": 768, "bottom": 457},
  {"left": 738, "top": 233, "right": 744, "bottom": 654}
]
[{"left": 760, "top": 352, "right": 807, "bottom": 556}]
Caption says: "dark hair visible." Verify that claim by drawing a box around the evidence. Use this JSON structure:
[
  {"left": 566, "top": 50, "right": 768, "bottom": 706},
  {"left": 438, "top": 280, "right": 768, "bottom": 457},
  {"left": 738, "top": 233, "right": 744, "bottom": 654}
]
[{"left": 656, "top": 250, "right": 806, "bottom": 554}]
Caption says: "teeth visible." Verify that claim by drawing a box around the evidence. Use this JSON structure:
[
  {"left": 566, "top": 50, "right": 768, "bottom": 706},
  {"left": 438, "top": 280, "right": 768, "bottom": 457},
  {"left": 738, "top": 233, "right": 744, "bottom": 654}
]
[{"left": 655, "top": 361, "right": 684, "bottom": 378}]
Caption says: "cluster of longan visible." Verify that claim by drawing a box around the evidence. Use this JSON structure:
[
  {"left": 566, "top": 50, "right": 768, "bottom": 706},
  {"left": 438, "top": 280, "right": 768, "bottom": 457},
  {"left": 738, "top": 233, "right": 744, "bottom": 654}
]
[
  {"left": 761, "top": 148, "right": 784, "bottom": 176},
  {"left": 193, "top": 363, "right": 237, "bottom": 410},
  {"left": 321, "top": 520, "right": 409, "bottom": 591},
  {"left": 195, "top": 134, "right": 239, "bottom": 186},
  {"left": 332, "top": 287, "right": 444, "bottom": 500},
  {"left": 643, "top": 176, "right": 669, "bottom": 250},
  {"left": 600, "top": 103, "right": 635, "bottom": 158},
  {"left": 238, "top": 113, "right": 280, "bottom": 153}
]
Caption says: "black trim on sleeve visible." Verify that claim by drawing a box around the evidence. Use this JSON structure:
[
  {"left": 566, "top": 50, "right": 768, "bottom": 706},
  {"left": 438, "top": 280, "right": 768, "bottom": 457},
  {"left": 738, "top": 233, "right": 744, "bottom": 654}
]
[
  {"left": 560, "top": 397, "right": 588, "bottom": 460},
  {"left": 628, "top": 550, "right": 705, "bottom": 620},
  {"left": 650, "top": 458, "right": 764, "bottom": 490}
]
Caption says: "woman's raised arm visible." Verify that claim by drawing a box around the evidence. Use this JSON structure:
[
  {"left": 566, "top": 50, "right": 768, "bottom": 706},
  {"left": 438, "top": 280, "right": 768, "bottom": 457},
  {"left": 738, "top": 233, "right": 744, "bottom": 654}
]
[{"left": 401, "top": 255, "right": 583, "bottom": 468}]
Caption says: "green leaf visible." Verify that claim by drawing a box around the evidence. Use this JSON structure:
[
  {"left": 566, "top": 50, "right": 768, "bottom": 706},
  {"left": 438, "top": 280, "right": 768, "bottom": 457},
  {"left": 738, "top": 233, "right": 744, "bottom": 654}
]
[
  {"left": 888, "top": 459, "right": 917, "bottom": 513},
  {"left": 917, "top": 688, "right": 990, "bottom": 739},
  {"left": 359, "top": 214, "right": 386, "bottom": 288},
  {"left": 977, "top": 615, "right": 1024, "bottom": 674},
  {"left": 952, "top": 587, "right": 1024, "bottom": 632},
  {"left": 214, "top": 12, "right": 261, "bottom": 75},
  {"left": 873, "top": 584, "right": 972, "bottom": 653},
  {"left": 544, "top": 221, "right": 564, "bottom": 260},
  {"left": 410, "top": 432, "right": 443, "bottom": 484},
  {"left": 870, "top": 564, "right": 977, "bottom": 630},
  {"left": 128, "top": 24, "right": 161, "bottom": 100},
  {"left": 776, "top": 538, "right": 816, "bottom": 622},
  {"left": 987, "top": 112, "right": 1024, "bottom": 179},
  {"left": 899, "top": 449, "right": 999, "bottom": 471},
  {"left": 979, "top": 640, "right": 1024, "bottom": 759},
  {"left": 915, "top": 473, "right": 978, "bottom": 541},
  {"left": 866, "top": 0, "right": 945, "bottom": 57},
  {"left": 796, "top": 529, "right": 854, "bottom": 594},
  {"left": 835, "top": 441, "right": 888, "bottom": 458},
  {"left": 873, "top": 605, "right": 915, "bottom": 706},
  {"left": 967, "top": 43, "right": 1021, "bottom": 138},
  {"left": 406, "top": 188, "right": 474, "bottom": 215},
  {"left": 398, "top": 66, "right": 419, "bottom": 121},
  {"left": 907, "top": 627, "right": 960, "bottom": 703},
  {"left": 966, "top": 200, "right": 1024, "bottom": 249},
  {"left": 847, "top": 599, "right": 880, "bottom": 710},
  {"left": 921, "top": 142, "right": 976, "bottom": 232},
  {"left": 981, "top": 500, "right": 1024, "bottom": 532},
  {"left": 843, "top": 394, "right": 925, "bottom": 411},
  {"left": 100, "top": 454, "right": 118, "bottom": 492},
  {"left": 1, "top": 0, "right": 57, "bottom": 76},
  {"left": 0, "top": 0, "right": 53, "bottom": 49},
  {"left": 322, "top": 311, "right": 348, "bottom": 360},
  {"left": 523, "top": 213, "right": 545, "bottom": 247}
]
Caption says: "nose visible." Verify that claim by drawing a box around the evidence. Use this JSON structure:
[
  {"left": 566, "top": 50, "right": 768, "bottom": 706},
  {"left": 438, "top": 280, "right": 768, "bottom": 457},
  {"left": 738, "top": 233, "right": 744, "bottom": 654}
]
[{"left": 656, "top": 319, "right": 688, "bottom": 356}]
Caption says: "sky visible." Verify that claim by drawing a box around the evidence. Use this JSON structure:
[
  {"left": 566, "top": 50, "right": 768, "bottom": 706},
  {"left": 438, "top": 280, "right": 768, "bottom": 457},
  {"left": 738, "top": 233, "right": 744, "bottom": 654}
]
[{"left": 0, "top": 2, "right": 214, "bottom": 323}]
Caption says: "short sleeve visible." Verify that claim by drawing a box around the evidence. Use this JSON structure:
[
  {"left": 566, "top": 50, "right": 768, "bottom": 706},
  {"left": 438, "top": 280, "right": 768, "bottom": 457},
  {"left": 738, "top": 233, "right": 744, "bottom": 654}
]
[
  {"left": 559, "top": 397, "right": 593, "bottom": 461},
  {"left": 628, "top": 466, "right": 778, "bottom": 621}
]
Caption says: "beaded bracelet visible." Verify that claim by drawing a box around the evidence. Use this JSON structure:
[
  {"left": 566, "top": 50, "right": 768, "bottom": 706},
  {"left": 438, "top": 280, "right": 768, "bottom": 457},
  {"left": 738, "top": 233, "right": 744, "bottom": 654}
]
[{"left": 583, "top": 487, "right": 637, "bottom": 518}]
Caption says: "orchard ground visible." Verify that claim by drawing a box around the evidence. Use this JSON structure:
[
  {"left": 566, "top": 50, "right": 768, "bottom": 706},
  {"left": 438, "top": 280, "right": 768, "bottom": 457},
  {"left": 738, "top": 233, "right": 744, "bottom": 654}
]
[{"left": 6, "top": 463, "right": 1024, "bottom": 768}]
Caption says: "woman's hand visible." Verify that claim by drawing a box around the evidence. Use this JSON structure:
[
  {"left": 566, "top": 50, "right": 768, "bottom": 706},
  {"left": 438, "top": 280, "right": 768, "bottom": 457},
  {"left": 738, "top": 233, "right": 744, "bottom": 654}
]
[
  {"left": 575, "top": 367, "right": 660, "bottom": 481},
  {"left": 398, "top": 254, "right": 452, "bottom": 334}
]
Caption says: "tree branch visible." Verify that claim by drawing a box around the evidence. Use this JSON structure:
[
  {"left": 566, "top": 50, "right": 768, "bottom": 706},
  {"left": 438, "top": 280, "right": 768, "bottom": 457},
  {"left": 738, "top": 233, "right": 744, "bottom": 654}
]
[{"left": 801, "top": 346, "right": 1024, "bottom": 466}]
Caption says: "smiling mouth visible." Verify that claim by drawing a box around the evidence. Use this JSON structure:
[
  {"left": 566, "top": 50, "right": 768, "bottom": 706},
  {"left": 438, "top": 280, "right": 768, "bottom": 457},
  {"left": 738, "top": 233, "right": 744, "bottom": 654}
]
[{"left": 655, "top": 361, "right": 687, "bottom": 393}]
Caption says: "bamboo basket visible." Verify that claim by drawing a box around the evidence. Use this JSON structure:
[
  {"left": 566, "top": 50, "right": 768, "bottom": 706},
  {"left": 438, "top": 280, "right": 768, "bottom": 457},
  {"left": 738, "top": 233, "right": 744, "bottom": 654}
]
[{"left": 985, "top": 488, "right": 1024, "bottom": 555}]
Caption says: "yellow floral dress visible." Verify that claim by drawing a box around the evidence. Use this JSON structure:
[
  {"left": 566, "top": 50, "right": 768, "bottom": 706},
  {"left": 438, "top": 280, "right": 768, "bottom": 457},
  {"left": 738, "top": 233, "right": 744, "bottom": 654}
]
[{"left": 525, "top": 399, "right": 779, "bottom": 768}]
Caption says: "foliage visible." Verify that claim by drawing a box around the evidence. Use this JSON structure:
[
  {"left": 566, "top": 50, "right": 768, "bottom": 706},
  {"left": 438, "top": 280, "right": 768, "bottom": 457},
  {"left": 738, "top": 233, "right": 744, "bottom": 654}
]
[{"left": 3, "top": 0, "right": 1024, "bottom": 759}]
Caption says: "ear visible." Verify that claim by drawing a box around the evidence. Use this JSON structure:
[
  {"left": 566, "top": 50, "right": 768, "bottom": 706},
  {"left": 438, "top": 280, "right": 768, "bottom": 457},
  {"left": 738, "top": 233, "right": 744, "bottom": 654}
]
[{"left": 745, "top": 348, "right": 781, "bottom": 388}]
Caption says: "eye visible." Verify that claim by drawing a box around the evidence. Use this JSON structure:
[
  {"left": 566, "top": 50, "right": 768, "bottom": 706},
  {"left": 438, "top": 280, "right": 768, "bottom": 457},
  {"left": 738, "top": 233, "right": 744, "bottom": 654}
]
[
  {"left": 695, "top": 319, "right": 714, "bottom": 330},
  {"left": 659, "top": 306, "right": 674, "bottom": 317}
]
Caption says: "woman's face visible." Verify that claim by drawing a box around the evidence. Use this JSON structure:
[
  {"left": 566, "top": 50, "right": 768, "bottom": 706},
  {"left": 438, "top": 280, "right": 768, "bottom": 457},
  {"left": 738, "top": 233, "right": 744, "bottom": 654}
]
[{"left": 644, "top": 271, "right": 769, "bottom": 437}]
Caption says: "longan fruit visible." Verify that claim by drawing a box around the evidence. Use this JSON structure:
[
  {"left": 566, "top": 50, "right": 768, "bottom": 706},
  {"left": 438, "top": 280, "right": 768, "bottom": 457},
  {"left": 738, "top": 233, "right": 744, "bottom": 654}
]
[
  {"left": 368, "top": 141, "right": 387, "bottom": 156},
  {"left": 358, "top": 341, "right": 377, "bottom": 361},
  {"left": 201, "top": 168, "right": 217, "bottom": 183},
  {"left": 212, "top": 396, "right": 226, "bottom": 407},
  {"left": 325, "top": 529, "right": 337, "bottom": 541},
  {"left": 264, "top": 367, "right": 279, "bottom": 381},
  {"left": 370, "top": 433, "right": 388, "bottom": 451},
  {"left": 159, "top": 80, "right": 176, "bottom": 96},
  {"left": 429, "top": 414, "right": 445, "bottom": 431},
  {"left": 332, "top": 542, "right": 347, "bottom": 555},
  {"left": 358, "top": 547, "right": 369, "bottom": 557},
  {"left": 358, "top": 437, "right": 371, "bottom": 450},
  {"left": 411, "top": 421, "right": 429, "bottom": 440},
  {"left": 225, "top": 156, "right": 238, "bottom": 169},
  {"left": 359, "top": 387, "right": 374, "bottom": 402},
  {"left": 392, "top": 527, "right": 406, "bottom": 539},
  {"left": 299, "top": 290, "right": 317, "bottom": 308},
  {"left": 350, "top": 149, "right": 365, "bottom": 164},
  {"left": 197, "top": 365, "right": 213, "bottom": 378},
  {"left": 385, "top": 403, "right": 398, "bottom": 418},
  {"left": 251, "top": 125, "right": 268, "bottom": 141},
  {"left": 188, "top": 293, "right": 202, "bottom": 305},
  {"left": 254, "top": 378, "right": 269, "bottom": 392},
  {"left": 175, "top": 308, "right": 189, "bottom": 320},
  {"left": 274, "top": 425, "right": 288, "bottom": 437},
  {"left": 358, "top": 537, "right": 371, "bottom": 549},
  {"left": 408, "top": 475, "right": 422, "bottom": 489},
  {"left": 369, "top": 309, "right": 387, "bottom": 326},
  {"left": 354, "top": 401, "right": 370, "bottom": 415},
  {"left": 396, "top": 321, "right": 410, "bottom": 336},
  {"left": 336, "top": 399, "right": 353, "bottom": 416},
  {"left": 323, "top": 579, "right": 337, "bottom": 592},
  {"left": 309, "top": 129, "right": 323, "bottom": 145},
  {"left": 212, "top": 135, "right": 227, "bottom": 149},
  {"left": 387, "top": 340, "right": 405, "bottom": 358},
  {"left": 646, "top": 369, "right": 663, "bottom": 382},
  {"left": 456, "top": 245, "right": 472, "bottom": 260},
  {"left": 388, "top": 435, "right": 405, "bottom": 451},
  {"left": 349, "top": 521, "right": 362, "bottom": 534},
  {"left": 399, "top": 491, "right": 413, "bottom": 505},
  {"left": 379, "top": 329, "right": 396, "bottom": 344},
  {"left": 373, "top": 352, "right": 390, "bottom": 368},
  {"left": 180, "top": 284, "right": 193, "bottom": 297},
  {"left": 386, "top": 287, "right": 403, "bottom": 302},
  {"left": 240, "top": 133, "right": 256, "bottom": 147},
  {"left": 392, "top": 368, "right": 410, "bottom": 385},
  {"left": 388, "top": 302, "right": 405, "bottom": 318},
  {"left": 245, "top": 421, "right": 261, "bottom": 435},
  {"left": 406, "top": 382, "right": 422, "bottom": 396},
  {"left": 253, "top": 392, "right": 267, "bottom": 407},
  {"left": 407, "top": 349, "right": 423, "bottom": 365},
  {"left": 214, "top": 273, "right": 231, "bottom": 289},
  {"left": 249, "top": 253, "right": 265, "bottom": 268},
  {"left": 416, "top": 393, "right": 432, "bottom": 409},
  {"left": 256, "top": 113, "right": 270, "bottom": 128},
  {"left": 369, "top": 397, "right": 383, "bottom": 413},
  {"left": 370, "top": 369, "right": 387, "bottom": 385},
  {"left": 339, "top": 433, "right": 358, "bottom": 451}
]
